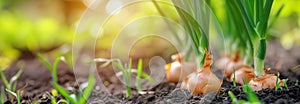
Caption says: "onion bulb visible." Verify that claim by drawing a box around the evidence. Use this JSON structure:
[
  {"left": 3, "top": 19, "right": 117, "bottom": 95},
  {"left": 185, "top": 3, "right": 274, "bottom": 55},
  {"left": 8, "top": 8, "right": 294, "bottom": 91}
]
[
  {"left": 216, "top": 52, "right": 244, "bottom": 77},
  {"left": 230, "top": 65, "right": 254, "bottom": 85},
  {"left": 249, "top": 68, "right": 284, "bottom": 91},
  {"left": 165, "top": 53, "right": 196, "bottom": 83},
  {"left": 181, "top": 50, "right": 222, "bottom": 95}
]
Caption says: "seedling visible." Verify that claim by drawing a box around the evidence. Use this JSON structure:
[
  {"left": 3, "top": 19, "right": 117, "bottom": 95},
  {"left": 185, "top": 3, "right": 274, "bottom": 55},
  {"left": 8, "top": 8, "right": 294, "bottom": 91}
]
[
  {"left": 5, "top": 89, "right": 21, "bottom": 104},
  {"left": 232, "top": 68, "right": 237, "bottom": 87},
  {"left": 136, "top": 59, "right": 143, "bottom": 92},
  {"left": 295, "top": 80, "right": 299, "bottom": 86},
  {"left": 94, "top": 58, "right": 154, "bottom": 98},
  {"left": 45, "top": 91, "right": 69, "bottom": 104},
  {"left": 38, "top": 53, "right": 95, "bottom": 104},
  {"left": 275, "top": 72, "right": 281, "bottom": 91},
  {"left": 112, "top": 60, "right": 132, "bottom": 98},
  {"left": 228, "top": 84, "right": 261, "bottom": 104},
  {"left": 0, "top": 87, "right": 5, "bottom": 104},
  {"left": 283, "top": 79, "right": 289, "bottom": 90},
  {"left": 0, "top": 67, "right": 23, "bottom": 104}
]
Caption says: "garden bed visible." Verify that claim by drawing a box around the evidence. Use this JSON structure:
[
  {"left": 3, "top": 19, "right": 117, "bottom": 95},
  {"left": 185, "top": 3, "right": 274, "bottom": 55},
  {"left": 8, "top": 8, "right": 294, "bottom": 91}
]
[{"left": 1, "top": 40, "right": 300, "bottom": 104}]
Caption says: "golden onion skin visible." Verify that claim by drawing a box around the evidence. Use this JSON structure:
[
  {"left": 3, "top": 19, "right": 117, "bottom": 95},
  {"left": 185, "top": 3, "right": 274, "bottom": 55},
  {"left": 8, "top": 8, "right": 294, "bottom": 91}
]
[
  {"left": 230, "top": 65, "right": 254, "bottom": 85},
  {"left": 181, "top": 50, "right": 222, "bottom": 95},
  {"left": 249, "top": 74, "right": 284, "bottom": 91},
  {"left": 165, "top": 53, "right": 196, "bottom": 83}
]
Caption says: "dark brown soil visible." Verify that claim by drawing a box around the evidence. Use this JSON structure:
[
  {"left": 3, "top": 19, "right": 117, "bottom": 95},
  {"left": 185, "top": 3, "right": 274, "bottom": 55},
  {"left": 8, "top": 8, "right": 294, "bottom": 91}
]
[{"left": 1, "top": 40, "right": 300, "bottom": 104}]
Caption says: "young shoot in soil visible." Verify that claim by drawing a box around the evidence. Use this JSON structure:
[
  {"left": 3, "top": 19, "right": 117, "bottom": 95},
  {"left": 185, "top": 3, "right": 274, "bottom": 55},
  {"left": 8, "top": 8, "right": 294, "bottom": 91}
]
[
  {"left": 228, "top": 84, "right": 261, "bottom": 104},
  {"left": 38, "top": 54, "right": 95, "bottom": 104},
  {"left": 233, "top": 69, "right": 236, "bottom": 87},
  {"left": 0, "top": 87, "right": 4, "bottom": 104},
  {"left": 283, "top": 78, "right": 288, "bottom": 90},
  {"left": 136, "top": 59, "right": 143, "bottom": 92},
  {"left": 0, "top": 67, "right": 23, "bottom": 104},
  {"left": 94, "top": 58, "right": 154, "bottom": 98}
]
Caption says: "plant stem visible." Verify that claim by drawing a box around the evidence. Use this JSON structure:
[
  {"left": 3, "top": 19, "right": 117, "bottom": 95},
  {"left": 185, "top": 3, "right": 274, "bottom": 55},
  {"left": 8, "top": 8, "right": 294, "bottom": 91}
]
[
  {"left": 254, "top": 39, "right": 266, "bottom": 76},
  {"left": 136, "top": 59, "right": 143, "bottom": 92}
]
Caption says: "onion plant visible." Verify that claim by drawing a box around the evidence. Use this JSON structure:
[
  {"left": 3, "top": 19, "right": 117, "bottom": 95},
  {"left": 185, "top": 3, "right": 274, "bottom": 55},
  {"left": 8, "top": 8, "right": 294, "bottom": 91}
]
[
  {"left": 170, "top": 0, "right": 222, "bottom": 95},
  {"left": 229, "top": 0, "right": 285, "bottom": 90},
  {"left": 215, "top": 0, "right": 251, "bottom": 73},
  {"left": 231, "top": 0, "right": 274, "bottom": 76}
]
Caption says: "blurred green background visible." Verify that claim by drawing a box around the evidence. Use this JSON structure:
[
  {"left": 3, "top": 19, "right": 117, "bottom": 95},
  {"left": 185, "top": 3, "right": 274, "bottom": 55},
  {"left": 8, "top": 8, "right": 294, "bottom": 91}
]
[{"left": 0, "top": 0, "right": 300, "bottom": 69}]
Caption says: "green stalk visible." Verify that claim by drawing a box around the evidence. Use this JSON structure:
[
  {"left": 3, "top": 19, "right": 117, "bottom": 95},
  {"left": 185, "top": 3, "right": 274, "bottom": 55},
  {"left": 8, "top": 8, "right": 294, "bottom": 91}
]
[
  {"left": 136, "top": 59, "right": 143, "bottom": 92},
  {"left": 224, "top": 1, "right": 251, "bottom": 65},
  {"left": 172, "top": 0, "right": 210, "bottom": 69},
  {"left": 112, "top": 62, "right": 131, "bottom": 98},
  {"left": 231, "top": 0, "right": 275, "bottom": 77},
  {"left": 254, "top": 39, "right": 266, "bottom": 76}
]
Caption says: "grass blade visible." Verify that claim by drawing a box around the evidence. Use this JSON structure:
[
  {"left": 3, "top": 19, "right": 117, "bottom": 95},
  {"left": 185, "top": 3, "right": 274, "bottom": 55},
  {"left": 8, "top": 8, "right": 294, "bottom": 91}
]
[
  {"left": 0, "top": 87, "right": 4, "bottom": 104},
  {"left": 112, "top": 61, "right": 131, "bottom": 98},
  {"left": 37, "top": 53, "right": 53, "bottom": 72},
  {"left": 52, "top": 57, "right": 62, "bottom": 83},
  {"left": 228, "top": 91, "right": 237, "bottom": 103},
  {"left": 141, "top": 73, "right": 154, "bottom": 83},
  {"left": 9, "top": 69, "right": 23, "bottom": 91},
  {"left": 78, "top": 74, "right": 95, "bottom": 104},
  {"left": 0, "top": 68, "right": 10, "bottom": 90},
  {"left": 136, "top": 59, "right": 143, "bottom": 91},
  {"left": 53, "top": 83, "right": 76, "bottom": 104},
  {"left": 5, "top": 89, "right": 21, "bottom": 104},
  {"left": 242, "top": 84, "right": 260, "bottom": 102}
]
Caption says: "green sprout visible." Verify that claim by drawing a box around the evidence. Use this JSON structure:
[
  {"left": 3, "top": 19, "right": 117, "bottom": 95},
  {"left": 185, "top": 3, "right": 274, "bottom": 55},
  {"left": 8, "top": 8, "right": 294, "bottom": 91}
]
[
  {"left": 233, "top": 69, "right": 237, "bottom": 87},
  {"left": 0, "top": 87, "right": 4, "bottom": 104},
  {"left": 5, "top": 89, "right": 21, "bottom": 104},
  {"left": 112, "top": 60, "right": 132, "bottom": 98},
  {"left": 228, "top": 84, "right": 261, "bottom": 104},
  {"left": 275, "top": 72, "right": 281, "bottom": 91},
  {"left": 45, "top": 92, "right": 69, "bottom": 104},
  {"left": 136, "top": 59, "right": 143, "bottom": 92},
  {"left": 0, "top": 67, "right": 23, "bottom": 104},
  {"left": 94, "top": 58, "right": 154, "bottom": 98},
  {"left": 295, "top": 80, "right": 299, "bottom": 86},
  {"left": 38, "top": 53, "right": 95, "bottom": 104},
  {"left": 283, "top": 78, "right": 288, "bottom": 90}
]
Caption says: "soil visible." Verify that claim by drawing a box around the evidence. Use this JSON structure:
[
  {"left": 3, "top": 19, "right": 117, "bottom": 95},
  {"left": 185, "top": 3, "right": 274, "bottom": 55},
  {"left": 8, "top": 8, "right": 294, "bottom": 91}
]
[{"left": 1, "top": 40, "right": 300, "bottom": 104}]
